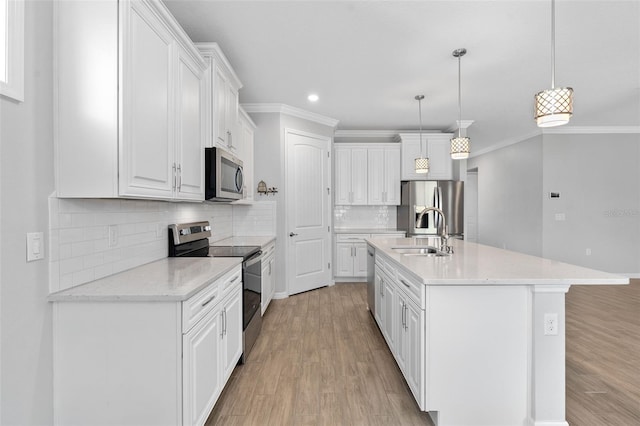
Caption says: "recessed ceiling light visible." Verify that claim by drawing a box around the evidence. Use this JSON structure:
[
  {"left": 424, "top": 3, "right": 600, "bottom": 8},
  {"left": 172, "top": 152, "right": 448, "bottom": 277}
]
[{"left": 308, "top": 94, "right": 319, "bottom": 102}]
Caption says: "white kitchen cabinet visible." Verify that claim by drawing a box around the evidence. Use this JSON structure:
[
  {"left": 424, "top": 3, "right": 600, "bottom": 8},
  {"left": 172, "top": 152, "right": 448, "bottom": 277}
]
[
  {"left": 183, "top": 305, "right": 222, "bottom": 426},
  {"left": 382, "top": 272, "right": 396, "bottom": 350},
  {"left": 335, "top": 234, "right": 368, "bottom": 278},
  {"left": 53, "top": 265, "right": 243, "bottom": 426},
  {"left": 55, "top": 0, "right": 206, "bottom": 200},
  {"left": 238, "top": 107, "right": 256, "bottom": 200},
  {"left": 367, "top": 145, "right": 401, "bottom": 205},
  {"left": 399, "top": 133, "right": 453, "bottom": 181},
  {"left": 334, "top": 146, "right": 368, "bottom": 205},
  {"left": 197, "top": 43, "right": 243, "bottom": 154},
  {"left": 374, "top": 265, "right": 385, "bottom": 331},
  {"left": 395, "top": 286, "right": 425, "bottom": 404},
  {"left": 261, "top": 242, "right": 276, "bottom": 314}
]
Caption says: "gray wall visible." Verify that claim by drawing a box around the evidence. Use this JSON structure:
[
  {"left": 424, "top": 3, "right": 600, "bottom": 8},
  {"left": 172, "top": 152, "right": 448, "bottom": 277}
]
[
  {"left": 469, "top": 132, "right": 640, "bottom": 275},
  {"left": 1, "top": 1, "right": 54, "bottom": 424},
  {"left": 542, "top": 133, "right": 640, "bottom": 274},
  {"left": 467, "top": 135, "right": 544, "bottom": 256}
]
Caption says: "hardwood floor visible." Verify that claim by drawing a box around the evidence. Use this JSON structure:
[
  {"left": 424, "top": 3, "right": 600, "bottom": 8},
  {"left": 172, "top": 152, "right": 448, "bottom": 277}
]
[{"left": 206, "top": 279, "right": 640, "bottom": 426}]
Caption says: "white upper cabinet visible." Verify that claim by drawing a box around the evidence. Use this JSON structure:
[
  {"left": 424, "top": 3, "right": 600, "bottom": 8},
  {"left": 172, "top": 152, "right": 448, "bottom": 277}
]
[
  {"left": 55, "top": 0, "right": 207, "bottom": 200},
  {"left": 237, "top": 107, "right": 256, "bottom": 201},
  {"left": 197, "top": 43, "right": 243, "bottom": 154},
  {"left": 367, "top": 145, "right": 400, "bottom": 205},
  {"left": 334, "top": 146, "right": 368, "bottom": 205},
  {"left": 399, "top": 133, "right": 453, "bottom": 181}
]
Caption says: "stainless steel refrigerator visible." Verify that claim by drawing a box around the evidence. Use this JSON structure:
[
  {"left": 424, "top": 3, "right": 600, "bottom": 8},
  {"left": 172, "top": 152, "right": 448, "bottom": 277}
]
[{"left": 397, "top": 180, "right": 464, "bottom": 236}]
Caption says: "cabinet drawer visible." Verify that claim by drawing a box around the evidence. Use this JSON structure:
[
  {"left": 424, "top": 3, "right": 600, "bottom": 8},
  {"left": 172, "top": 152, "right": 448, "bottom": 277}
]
[
  {"left": 183, "top": 281, "right": 220, "bottom": 333},
  {"left": 336, "top": 234, "right": 369, "bottom": 243},
  {"left": 396, "top": 269, "right": 423, "bottom": 308},
  {"left": 370, "top": 232, "right": 406, "bottom": 239},
  {"left": 262, "top": 242, "right": 276, "bottom": 259},
  {"left": 219, "top": 266, "right": 242, "bottom": 299}
]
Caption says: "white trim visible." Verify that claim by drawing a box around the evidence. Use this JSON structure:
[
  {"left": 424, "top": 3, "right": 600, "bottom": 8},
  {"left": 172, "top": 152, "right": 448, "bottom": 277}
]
[
  {"left": 470, "top": 126, "right": 640, "bottom": 158},
  {"left": 238, "top": 106, "right": 256, "bottom": 129},
  {"left": 242, "top": 103, "right": 339, "bottom": 128},
  {"left": 621, "top": 273, "right": 640, "bottom": 279},
  {"left": 272, "top": 291, "right": 289, "bottom": 300},
  {"left": 334, "top": 130, "right": 404, "bottom": 139},
  {"left": 0, "top": 0, "right": 24, "bottom": 102},
  {"left": 531, "top": 285, "right": 570, "bottom": 294},
  {"left": 531, "top": 422, "right": 569, "bottom": 426},
  {"left": 195, "top": 42, "right": 243, "bottom": 90}
]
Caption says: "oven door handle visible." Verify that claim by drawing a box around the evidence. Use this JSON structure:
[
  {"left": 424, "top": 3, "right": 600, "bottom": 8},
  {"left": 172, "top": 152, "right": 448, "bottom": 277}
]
[{"left": 244, "top": 251, "right": 263, "bottom": 267}]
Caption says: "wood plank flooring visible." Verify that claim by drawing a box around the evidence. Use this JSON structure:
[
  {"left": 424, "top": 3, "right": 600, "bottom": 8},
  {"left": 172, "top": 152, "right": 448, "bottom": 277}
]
[{"left": 206, "top": 279, "right": 640, "bottom": 426}]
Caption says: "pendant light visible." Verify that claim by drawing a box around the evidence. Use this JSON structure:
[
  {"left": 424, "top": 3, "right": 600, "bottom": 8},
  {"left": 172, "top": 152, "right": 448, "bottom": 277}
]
[
  {"left": 534, "top": 0, "right": 573, "bottom": 127},
  {"left": 414, "top": 95, "right": 429, "bottom": 173},
  {"left": 451, "top": 48, "right": 470, "bottom": 160}
]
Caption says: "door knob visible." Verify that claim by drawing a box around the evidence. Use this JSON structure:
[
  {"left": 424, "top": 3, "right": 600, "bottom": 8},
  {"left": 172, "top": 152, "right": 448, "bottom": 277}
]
[{"left": 289, "top": 232, "right": 298, "bottom": 237}]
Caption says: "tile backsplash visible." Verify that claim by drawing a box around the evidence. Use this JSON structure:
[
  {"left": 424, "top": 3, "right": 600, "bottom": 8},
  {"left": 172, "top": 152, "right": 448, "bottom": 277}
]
[
  {"left": 48, "top": 197, "right": 275, "bottom": 293},
  {"left": 333, "top": 205, "right": 397, "bottom": 229}
]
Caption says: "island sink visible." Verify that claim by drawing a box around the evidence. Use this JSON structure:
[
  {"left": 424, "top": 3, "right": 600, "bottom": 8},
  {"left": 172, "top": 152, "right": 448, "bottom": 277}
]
[{"left": 391, "top": 246, "right": 449, "bottom": 257}]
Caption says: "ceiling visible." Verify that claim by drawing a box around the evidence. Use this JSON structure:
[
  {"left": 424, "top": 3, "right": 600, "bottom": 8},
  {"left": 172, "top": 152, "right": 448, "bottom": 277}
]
[{"left": 164, "top": 0, "right": 640, "bottom": 153}]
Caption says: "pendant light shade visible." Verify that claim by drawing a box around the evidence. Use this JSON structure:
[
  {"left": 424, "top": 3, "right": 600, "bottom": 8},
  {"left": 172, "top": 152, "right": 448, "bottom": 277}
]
[
  {"left": 534, "top": 0, "right": 573, "bottom": 127},
  {"left": 414, "top": 95, "right": 429, "bottom": 173},
  {"left": 451, "top": 48, "right": 470, "bottom": 160}
]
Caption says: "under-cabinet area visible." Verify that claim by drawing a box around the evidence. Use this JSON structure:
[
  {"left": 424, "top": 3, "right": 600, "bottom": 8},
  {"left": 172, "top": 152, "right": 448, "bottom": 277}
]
[{"left": 50, "top": 259, "right": 242, "bottom": 426}]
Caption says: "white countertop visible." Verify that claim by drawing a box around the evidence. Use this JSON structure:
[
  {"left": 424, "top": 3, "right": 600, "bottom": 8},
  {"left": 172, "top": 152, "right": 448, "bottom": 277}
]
[
  {"left": 367, "top": 236, "right": 629, "bottom": 286},
  {"left": 211, "top": 236, "right": 275, "bottom": 248},
  {"left": 334, "top": 228, "right": 405, "bottom": 234},
  {"left": 48, "top": 257, "right": 242, "bottom": 302}
]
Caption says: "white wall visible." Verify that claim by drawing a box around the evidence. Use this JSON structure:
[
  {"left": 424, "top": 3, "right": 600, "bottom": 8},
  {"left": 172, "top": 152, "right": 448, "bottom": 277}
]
[
  {"left": 251, "top": 112, "right": 335, "bottom": 296},
  {"left": 469, "top": 132, "right": 640, "bottom": 275},
  {"left": 467, "top": 135, "right": 544, "bottom": 256},
  {"left": 542, "top": 133, "right": 640, "bottom": 274},
  {"left": 0, "top": 1, "right": 54, "bottom": 423}
]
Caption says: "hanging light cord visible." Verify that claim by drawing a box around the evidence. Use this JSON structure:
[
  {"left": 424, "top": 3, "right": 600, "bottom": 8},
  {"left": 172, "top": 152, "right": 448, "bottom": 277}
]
[
  {"left": 457, "top": 54, "right": 462, "bottom": 138},
  {"left": 550, "top": 0, "right": 556, "bottom": 88},
  {"left": 418, "top": 97, "right": 424, "bottom": 157}
]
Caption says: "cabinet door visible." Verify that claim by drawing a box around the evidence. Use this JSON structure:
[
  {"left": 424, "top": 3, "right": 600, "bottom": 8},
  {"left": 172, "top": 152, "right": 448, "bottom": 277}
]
[
  {"left": 261, "top": 256, "right": 274, "bottom": 315},
  {"left": 183, "top": 309, "right": 221, "bottom": 426},
  {"left": 214, "top": 67, "right": 227, "bottom": 145},
  {"left": 354, "top": 243, "right": 368, "bottom": 277},
  {"left": 175, "top": 46, "right": 205, "bottom": 200},
  {"left": 351, "top": 148, "right": 368, "bottom": 205},
  {"left": 367, "top": 148, "right": 385, "bottom": 205},
  {"left": 374, "top": 266, "right": 384, "bottom": 328},
  {"left": 120, "top": 1, "right": 175, "bottom": 198},
  {"left": 225, "top": 85, "right": 239, "bottom": 153},
  {"left": 334, "top": 148, "right": 352, "bottom": 205},
  {"left": 427, "top": 138, "right": 453, "bottom": 180},
  {"left": 241, "top": 122, "right": 254, "bottom": 200},
  {"left": 335, "top": 243, "right": 354, "bottom": 277},
  {"left": 395, "top": 291, "right": 408, "bottom": 372},
  {"left": 404, "top": 297, "right": 425, "bottom": 408},
  {"left": 384, "top": 147, "right": 401, "bottom": 205},
  {"left": 221, "top": 287, "right": 243, "bottom": 382},
  {"left": 383, "top": 276, "right": 396, "bottom": 350}
]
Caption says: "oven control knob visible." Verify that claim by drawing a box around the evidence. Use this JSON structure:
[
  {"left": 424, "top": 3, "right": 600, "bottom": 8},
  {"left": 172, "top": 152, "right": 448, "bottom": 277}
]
[{"left": 180, "top": 229, "right": 190, "bottom": 236}]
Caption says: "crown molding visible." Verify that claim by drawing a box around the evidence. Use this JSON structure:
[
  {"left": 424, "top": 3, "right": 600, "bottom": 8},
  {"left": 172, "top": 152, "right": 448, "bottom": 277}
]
[
  {"left": 241, "top": 103, "right": 340, "bottom": 128},
  {"left": 195, "top": 42, "right": 243, "bottom": 90},
  {"left": 470, "top": 125, "right": 640, "bottom": 158},
  {"left": 334, "top": 130, "right": 402, "bottom": 139}
]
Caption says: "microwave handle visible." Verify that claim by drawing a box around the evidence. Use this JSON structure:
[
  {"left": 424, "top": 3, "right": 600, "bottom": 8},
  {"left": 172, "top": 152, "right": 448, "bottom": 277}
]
[{"left": 235, "top": 167, "right": 244, "bottom": 192}]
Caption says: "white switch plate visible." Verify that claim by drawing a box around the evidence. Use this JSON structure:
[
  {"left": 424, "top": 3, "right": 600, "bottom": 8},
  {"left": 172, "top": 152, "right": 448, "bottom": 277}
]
[
  {"left": 555, "top": 213, "right": 566, "bottom": 221},
  {"left": 108, "top": 225, "right": 118, "bottom": 247},
  {"left": 26, "top": 232, "right": 45, "bottom": 262}
]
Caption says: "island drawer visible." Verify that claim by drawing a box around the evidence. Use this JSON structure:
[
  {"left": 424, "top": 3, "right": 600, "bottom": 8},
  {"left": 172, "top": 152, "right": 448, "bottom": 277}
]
[
  {"left": 336, "top": 234, "right": 369, "bottom": 243},
  {"left": 396, "top": 269, "right": 423, "bottom": 307}
]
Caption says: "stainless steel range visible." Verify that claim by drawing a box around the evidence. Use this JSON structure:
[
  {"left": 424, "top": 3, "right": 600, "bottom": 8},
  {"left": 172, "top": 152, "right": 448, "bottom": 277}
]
[{"left": 168, "top": 221, "right": 263, "bottom": 363}]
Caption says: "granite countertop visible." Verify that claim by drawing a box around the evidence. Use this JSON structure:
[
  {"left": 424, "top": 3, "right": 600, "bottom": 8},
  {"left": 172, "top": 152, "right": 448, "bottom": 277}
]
[
  {"left": 334, "top": 228, "right": 406, "bottom": 234},
  {"left": 367, "top": 237, "right": 629, "bottom": 286},
  {"left": 48, "top": 257, "right": 242, "bottom": 302},
  {"left": 211, "top": 236, "right": 276, "bottom": 248}
]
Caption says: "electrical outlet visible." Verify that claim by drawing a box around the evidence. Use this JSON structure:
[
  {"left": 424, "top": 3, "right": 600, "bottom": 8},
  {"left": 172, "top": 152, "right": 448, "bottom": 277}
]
[
  {"left": 108, "top": 225, "right": 118, "bottom": 247},
  {"left": 544, "top": 313, "right": 558, "bottom": 336}
]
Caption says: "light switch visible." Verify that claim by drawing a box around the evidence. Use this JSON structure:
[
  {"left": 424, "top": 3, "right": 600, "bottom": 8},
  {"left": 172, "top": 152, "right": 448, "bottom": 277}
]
[{"left": 27, "top": 232, "right": 45, "bottom": 262}]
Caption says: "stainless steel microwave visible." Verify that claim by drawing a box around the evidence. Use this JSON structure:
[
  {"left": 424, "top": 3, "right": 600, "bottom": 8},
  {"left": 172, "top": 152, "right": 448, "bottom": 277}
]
[{"left": 205, "top": 148, "right": 244, "bottom": 201}]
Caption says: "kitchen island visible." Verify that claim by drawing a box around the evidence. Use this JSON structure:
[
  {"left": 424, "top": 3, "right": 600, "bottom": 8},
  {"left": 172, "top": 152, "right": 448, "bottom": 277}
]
[{"left": 366, "top": 236, "right": 628, "bottom": 426}]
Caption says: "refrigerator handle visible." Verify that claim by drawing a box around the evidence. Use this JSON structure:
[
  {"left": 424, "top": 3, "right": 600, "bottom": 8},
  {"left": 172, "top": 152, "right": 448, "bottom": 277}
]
[{"left": 435, "top": 186, "right": 442, "bottom": 231}]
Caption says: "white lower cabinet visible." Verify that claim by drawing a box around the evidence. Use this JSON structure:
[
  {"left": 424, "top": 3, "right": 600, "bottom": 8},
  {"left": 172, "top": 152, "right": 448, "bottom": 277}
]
[
  {"left": 335, "top": 233, "right": 404, "bottom": 279},
  {"left": 373, "top": 255, "right": 426, "bottom": 410},
  {"left": 261, "top": 242, "right": 276, "bottom": 314},
  {"left": 53, "top": 265, "right": 243, "bottom": 426}
]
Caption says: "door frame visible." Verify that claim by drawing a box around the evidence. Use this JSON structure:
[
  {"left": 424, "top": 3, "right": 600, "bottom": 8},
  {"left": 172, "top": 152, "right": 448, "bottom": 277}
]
[{"left": 283, "top": 127, "right": 332, "bottom": 296}]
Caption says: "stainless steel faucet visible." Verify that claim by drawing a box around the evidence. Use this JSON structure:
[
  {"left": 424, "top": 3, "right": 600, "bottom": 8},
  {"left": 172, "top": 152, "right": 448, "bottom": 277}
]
[{"left": 415, "top": 207, "right": 453, "bottom": 253}]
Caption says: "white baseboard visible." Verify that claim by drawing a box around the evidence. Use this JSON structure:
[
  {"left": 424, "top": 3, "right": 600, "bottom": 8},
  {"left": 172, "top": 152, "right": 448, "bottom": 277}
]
[
  {"left": 333, "top": 277, "right": 367, "bottom": 283},
  {"left": 620, "top": 272, "right": 640, "bottom": 279},
  {"left": 272, "top": 291, "right": 289, "bottom": 300}
]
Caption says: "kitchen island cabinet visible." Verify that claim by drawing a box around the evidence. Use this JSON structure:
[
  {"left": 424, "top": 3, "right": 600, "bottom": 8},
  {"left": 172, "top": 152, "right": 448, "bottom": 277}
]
[
  {"left": 50, "top": 258, "right": 242, "bottom": 426},
  {"left": 367, "top": 236, "right": 628, "bottom": 426}
]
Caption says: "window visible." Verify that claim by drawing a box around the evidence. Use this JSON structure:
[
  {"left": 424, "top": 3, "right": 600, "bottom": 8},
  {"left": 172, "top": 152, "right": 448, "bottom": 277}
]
[{"left": 0, "top": 0, "right": 24, "bottom": 102}]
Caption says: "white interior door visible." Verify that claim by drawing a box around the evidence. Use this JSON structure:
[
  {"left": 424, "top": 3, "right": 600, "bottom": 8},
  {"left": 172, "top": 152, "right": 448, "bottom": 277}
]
[{"left": 286, "top": 129, "right": 331, "bottom": 295}]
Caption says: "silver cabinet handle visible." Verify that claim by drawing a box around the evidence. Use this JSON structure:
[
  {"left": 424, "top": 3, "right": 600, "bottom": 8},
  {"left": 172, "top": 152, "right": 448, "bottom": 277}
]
[
  {"left": 177, "top": 164, "right": 182, "bottom": 190},
  {"left": 400, "top": 279, "right": 410, "bottom": 288},
  {"left": 379, "top": 278, "right": 384, "bottom": 296},
  {"left": 223, "top": 308, "right": 227, "bottom": 336},
  {"left": 201, "top": 295, "right": 216, "bottom": 307},
  {"left": 289, "top": 232, "right": 298, "bottom": 237},
  {"left": 220, "top": 311, "right": 225, "bottom": 337},
  {"left": 172, "top": 163, "right": 177, "bottom": 190},
  {"left": 230, "top": 276, "right": 239, "bottom": 283},
  {"left": 401, "top": 301, "right": 406, "bottom": 329}
]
